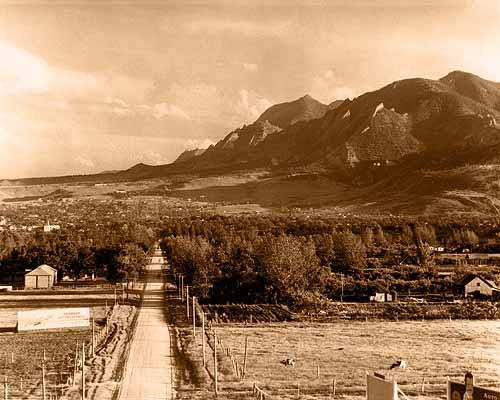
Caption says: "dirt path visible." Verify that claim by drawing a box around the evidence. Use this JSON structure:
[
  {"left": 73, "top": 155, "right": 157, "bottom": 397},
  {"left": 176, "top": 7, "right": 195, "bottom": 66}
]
[{"left": 118, "top": 250, "right": 175, "bottom": 400}]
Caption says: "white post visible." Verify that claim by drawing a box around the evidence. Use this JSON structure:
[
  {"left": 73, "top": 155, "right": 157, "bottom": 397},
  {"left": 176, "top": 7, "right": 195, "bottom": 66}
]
[
  {"left": 42, "top": 350, "right": 46, "bottom": 400},
  {"left": 81, "top": 343, "right": 85, "bottom": 400},
  {"left": 192, "top": 296, "right": 196, "bottom": 336},
  {"left": 202, "top": 312, "right": 206, "bottom": 366},
  {"left": 214, "top": 331, "right": 218, "bottom": 394}
]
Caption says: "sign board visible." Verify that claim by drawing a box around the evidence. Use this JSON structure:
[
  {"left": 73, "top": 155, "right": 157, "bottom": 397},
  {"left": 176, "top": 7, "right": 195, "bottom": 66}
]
[
  {"left": 448, "top": 381, "right": 500, "bottom": 400},
  {"left": 17, "top": 308, "right": 90, "bottom": 332},
  {"left": 367, "top": 373, "right": 398, "bottom": 400}
]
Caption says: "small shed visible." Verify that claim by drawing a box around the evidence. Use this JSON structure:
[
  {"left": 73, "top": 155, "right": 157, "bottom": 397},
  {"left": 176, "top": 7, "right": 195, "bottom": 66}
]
[
  {"left": 460, "top": 274, "right": 500, "bottom": 298},
  {"left": 24, "top": 265, "right": 58, "bottom": 289}
]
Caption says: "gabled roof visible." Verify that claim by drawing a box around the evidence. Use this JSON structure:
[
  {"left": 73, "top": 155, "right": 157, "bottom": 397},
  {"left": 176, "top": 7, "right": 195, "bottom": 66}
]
[
  {"left": 39, "top": 264, "right": 57, "bottom": 272},
  {"left": 25, "top": 264, "right": 57, "bottom": 276},
  {"left": 459, "top": 274, "right": 500, "bottom": 290}
]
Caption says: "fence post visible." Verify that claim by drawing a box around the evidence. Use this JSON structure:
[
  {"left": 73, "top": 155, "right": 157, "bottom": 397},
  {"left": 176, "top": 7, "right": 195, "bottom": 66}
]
[
  {"left": 91, "top": 317, "right": 95, "bottom": 357},
  {"left": 3, "top": 376, "right": 7, "bottom": 400},
  {"left": 42, "top": 351, "right": 46, "bottom": 400},
  {"left": 81, "top": 342, "right": 85, "bottom": 400},
  {"left": 242, "top": 335, "right": 248, "bottom": 380},
  {"left": 73, "top": 340, "right": 79, "bottom": 388},
  {"left": 202, "top": 312, "right": 206, "bottom": 367},
  {"left": 214, "top": 331, "right": 218, "bottom": 394},
  {"left": 192, "top": 296, "right": 196, "bottom": 336},
  {"left": 186, "top": 286, "right": 190, "bottom": 318}
]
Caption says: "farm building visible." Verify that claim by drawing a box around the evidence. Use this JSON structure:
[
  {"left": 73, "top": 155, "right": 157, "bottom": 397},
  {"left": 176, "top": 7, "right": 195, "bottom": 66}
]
[
  {"left": 24, "top": 264, "right": 58, "bottom": 289},
  {"left": 460, "top": 274, "right": 500, "bottom": 298}
]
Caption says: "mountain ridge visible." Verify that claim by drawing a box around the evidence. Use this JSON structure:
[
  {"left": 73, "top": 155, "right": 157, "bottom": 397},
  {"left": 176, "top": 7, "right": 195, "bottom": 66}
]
[{"left": 7, "top": 70, "right": 500, "bottom": 215}]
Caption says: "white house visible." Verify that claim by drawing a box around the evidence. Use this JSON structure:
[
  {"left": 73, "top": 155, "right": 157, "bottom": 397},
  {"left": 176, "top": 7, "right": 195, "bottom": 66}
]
[
  {"left": 25, "top": 265, "right": 58, "bottom": 289},
  {"left": 463, "top": 275, "right": 500, "bottom": 298},
  {"left": 44, "top": 221, "right": 61, "bottom": 232}
]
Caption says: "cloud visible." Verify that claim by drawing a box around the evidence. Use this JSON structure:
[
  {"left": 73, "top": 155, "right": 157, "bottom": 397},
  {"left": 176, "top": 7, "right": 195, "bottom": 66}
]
[
  {"left": 311, "top": 69, "right": 358, "bottom": 103},
  {"left": 183, "top": 18, "right": 290, "bottom": 38},
  {"left": 75, "top": 155, "right": 95, "bottom": 169},
  {"left": 185, "top": 138, "right": 215, "bottom": 150},
  {"left": 235, "top": 89, "right": 273, "bottom": 122},
  {"left": 152, "top": 103, "right": 190, "bottom": 120},
  {"left": 242, "top": 62, "right": 259, "bottom": 72}
]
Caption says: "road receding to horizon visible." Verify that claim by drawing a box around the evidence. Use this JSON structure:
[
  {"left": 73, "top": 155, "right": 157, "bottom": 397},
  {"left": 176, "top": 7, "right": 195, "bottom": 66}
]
[{"left": 118, "top": 251, "right": 175, "bottom": 400}]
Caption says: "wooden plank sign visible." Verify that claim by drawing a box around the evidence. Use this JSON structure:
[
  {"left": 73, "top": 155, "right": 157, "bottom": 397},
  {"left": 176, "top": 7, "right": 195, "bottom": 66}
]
[{"left": 18, "top": 308, "right": 90, "bottom": 331}]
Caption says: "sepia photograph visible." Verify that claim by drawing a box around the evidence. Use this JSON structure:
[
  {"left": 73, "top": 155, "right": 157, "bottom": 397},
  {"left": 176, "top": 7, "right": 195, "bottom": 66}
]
[{"left": 1, "top": 1, "right": 500, "bottom": 399}]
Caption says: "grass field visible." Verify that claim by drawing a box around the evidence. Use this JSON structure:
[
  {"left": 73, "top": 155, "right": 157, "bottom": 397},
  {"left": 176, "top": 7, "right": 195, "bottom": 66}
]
[
  {"left": 0, "top": 305, "right": 136, "bottom": 400},
  {"left": 198, "top": 320, "right": 500, "bottom": 400}
]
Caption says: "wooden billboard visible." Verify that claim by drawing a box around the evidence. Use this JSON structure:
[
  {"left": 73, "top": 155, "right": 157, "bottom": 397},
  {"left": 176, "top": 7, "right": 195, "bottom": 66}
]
[
  {"left": 17, "top": 307, "right": 90, "bottom": 332},
  {"left": 367, "top": 373, "right": 398, "bottom": 400}
]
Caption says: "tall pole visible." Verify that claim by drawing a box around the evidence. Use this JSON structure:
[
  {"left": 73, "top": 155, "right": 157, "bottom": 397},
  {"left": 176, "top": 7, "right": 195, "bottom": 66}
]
[
  {"left": 186, "top": 286, "right": 190, "bottom": 318},
  {"left": 181, "top": 275, "right": 184, "bottom": 300},
  {"left": 202, "top": 313, "right": 206, "bottom": 366},
  {"left": 192, "top": 296, "right": 196, "bottom": 336},
  {"left": 4, "top": 376, "right": 7, "bottom": 400},
  {"left": 341, "top": 273, "right": 344, "bottom": 303},
  {"left": 42, "top": 349, "right": 46, "bottom": 400},
  {"left": 73, "top": 340, "right": 79, "bottom": 388},
  {"left": 214, "top": 331, "right": 218, "bottom": 394},
  {"left": 91, "top": 317, "right": 95, "bottom": 357},
  {"left": 242, "top": 335, "right": 248, "bottom": 380},
  {"left": 81, "top": 343, "right": 85, "bottom": 400}
]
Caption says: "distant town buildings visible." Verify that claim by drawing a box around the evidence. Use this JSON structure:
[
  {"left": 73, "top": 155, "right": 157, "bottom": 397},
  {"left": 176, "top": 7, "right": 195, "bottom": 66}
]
[{"left": 44, "top": 221, "right": 61, "bottom": 232}]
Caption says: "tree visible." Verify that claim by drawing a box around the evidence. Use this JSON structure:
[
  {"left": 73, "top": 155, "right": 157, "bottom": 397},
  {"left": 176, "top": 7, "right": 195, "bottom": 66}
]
[
  {"left": 260, "top": 235, "right": 325, "bottom": 305},
  {"left": 331, "top": 232, "right": 367, "bottom": 275}
]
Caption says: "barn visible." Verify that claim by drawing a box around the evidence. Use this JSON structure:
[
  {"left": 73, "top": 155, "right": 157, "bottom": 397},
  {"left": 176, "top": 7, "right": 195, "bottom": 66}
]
[
  {"left": 24, "top": 264, "right": 58, "bottom": 289},
  {"left": 460, "top": 274, "right": 500, "bottom": 299}
]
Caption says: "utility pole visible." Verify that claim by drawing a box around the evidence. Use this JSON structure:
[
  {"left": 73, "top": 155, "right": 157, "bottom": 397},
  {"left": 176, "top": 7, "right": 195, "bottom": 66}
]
[
  {"left": 214, "top": 332, "right": 218, "bottom": 394},
  {"left": 341, "top": 273, "right": 344, "bottom": 303},
  {"left": 81, "top": 343, "right": 85, "bottom": 400},
  {"left": 192, "top": 296, "right": 196, "bottom": 336},
  {"left": 186, "top": 286, "right": 190, "bottom": 318},
  {"left": 91, "top": 317, "right": 95, "bottom": 357},
  {"left": 42, "top": 349, "right": 46, "bottom": 400},
  {"left": 202, "top": 313, "right": 206, "bottom": 366}
]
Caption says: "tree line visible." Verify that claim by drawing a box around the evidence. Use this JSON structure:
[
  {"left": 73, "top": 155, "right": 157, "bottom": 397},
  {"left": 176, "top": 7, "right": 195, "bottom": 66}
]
[
  {"left": 0, "top": 222, "right": 156, "bottom": 285},
  {"left": 160, "top": 215, "right": 500, "bottom": 307}
]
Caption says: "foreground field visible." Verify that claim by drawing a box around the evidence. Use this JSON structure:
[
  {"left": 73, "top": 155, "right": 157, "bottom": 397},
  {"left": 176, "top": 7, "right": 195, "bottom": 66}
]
[
  {"left": 202, "top": 320, "right": 500, "bottom": 400},
  {"left": 0, "top": 305, "right": 137, "bottom": 400}
]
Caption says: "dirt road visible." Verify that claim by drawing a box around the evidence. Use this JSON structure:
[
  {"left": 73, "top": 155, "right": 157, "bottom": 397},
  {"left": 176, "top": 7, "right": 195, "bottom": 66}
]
[{"left": 118, "top": 249, "right": 175, "bottom": 400}]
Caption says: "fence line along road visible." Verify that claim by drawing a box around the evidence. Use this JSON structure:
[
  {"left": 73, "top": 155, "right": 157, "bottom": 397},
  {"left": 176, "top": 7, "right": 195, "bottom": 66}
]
[{"left": 117, "top": 249, "right": 175, "bottom": 400}]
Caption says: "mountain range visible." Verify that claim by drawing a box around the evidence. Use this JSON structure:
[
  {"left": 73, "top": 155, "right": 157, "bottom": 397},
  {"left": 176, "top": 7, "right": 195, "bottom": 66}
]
[{"left": 10, "top": 71, "right": 500, "bottom": 214}]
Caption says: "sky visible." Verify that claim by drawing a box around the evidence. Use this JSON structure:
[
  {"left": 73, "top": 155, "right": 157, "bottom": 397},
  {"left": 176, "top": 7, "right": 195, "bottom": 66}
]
[{"left": 0, "top": 0, "right": 499, "bottom": 179}]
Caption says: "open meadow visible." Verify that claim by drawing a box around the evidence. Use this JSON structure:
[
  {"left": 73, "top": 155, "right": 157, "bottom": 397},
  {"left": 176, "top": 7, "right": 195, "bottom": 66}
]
[{"left": 195, "top": 320, "right": 500, "bottom": 400}]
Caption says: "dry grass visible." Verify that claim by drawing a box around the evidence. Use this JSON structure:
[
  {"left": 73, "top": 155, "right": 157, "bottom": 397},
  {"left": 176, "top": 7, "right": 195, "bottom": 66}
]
[{"left": 203, "top": 320, "right": 500, "bottom": 399}]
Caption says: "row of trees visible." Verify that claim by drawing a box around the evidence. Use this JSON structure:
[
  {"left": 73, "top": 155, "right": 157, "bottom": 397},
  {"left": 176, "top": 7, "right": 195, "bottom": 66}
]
[
  {"left": 160, "top": 214, "right": 473, "bottom": 307},
  {"left": 0, "top": 222, "right": 156, "bottom": 285}
]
